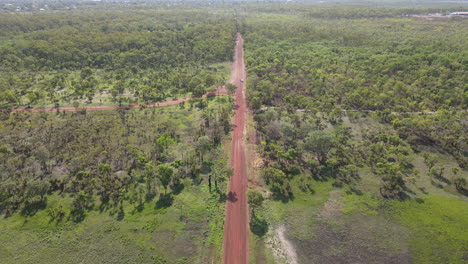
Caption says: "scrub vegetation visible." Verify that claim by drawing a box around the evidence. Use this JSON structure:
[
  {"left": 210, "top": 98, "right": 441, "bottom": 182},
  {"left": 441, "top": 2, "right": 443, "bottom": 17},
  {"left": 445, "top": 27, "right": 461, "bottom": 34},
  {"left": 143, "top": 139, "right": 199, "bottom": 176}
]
[
  {"left": 0, "top": 6, "right": 236, "bottom": 263},
  {"left": 0, "top": 96, "right": 234, "bottom": 263},
  {"left": 0, "top": 7, "right": 235, "bottom": 109},
  {"left": 0, "top": 1, "right": 467, "bottom": 264},
  {"left": 242, "top": 4, "right": 467, "bottom": 264}
]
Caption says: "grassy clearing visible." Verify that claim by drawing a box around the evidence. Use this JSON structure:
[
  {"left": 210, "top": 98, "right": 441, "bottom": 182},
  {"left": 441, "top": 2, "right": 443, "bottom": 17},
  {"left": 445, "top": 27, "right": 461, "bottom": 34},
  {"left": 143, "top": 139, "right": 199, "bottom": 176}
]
[
  {"left": 389, "top": 195, "right": 468, "bottom": 263},
  {"left": 264, "top": 178, "right": 335, "bottom": 226},
  {"left": 337, "top": 117, "right": 467, "bottom": 264},
  {"left": 343, "top": 192, "right": 468, "bottom": 264},
  {"left": 254, "top": 178, "right": 335, "bottom": 263},
  {"left": 253, "top": 114, "right": 467, "bottom": 263},
  {"left": 259, "top": 176, "right": 467, "bottom": 264},
  {"left": 259, "top": 177, "right": 411, "bottom": 263},
  {"left": 0, "top": 178, "right": 226, "bottom": 264}
]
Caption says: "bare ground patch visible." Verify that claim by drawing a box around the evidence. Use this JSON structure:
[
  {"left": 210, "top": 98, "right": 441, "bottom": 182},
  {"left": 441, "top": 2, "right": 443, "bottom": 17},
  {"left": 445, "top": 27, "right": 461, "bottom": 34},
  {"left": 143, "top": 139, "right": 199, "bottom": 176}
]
[
  {"left": 293, "top": 215, "right": 411, "bottom": 264},
  {"left": 266, "top": 225, "right": 299, "bottom": 264},
  {"left": 319, "top": 190, "right": 344, "bottom": 219}
]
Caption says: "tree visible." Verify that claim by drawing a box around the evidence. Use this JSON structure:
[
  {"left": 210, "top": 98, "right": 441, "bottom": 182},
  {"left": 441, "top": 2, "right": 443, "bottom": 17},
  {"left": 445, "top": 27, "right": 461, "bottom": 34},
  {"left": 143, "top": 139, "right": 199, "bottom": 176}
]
[
  {"left": 144, "top": 163, "right": 156, "bottom": 198},
  {"left": 70, "top": 191, "right": 92, "bottom": 222},
  {"left": 97, "top": 163, "right": 112, "bottom": 203},
  {"left": 0, "top": 90, "right": 19, "bottom": 110},
  {"left": 226, "top": 83, "right": 237, "bottom": 95},
  {"left": 71, "top": 191, "right": 92, "bottom": 212},
  {"left": 80, "top": 67, "right": 93, "bottom": 80},
  {"left": 156, "top": 132, "right": 176, "bottom": 149},
  {"left": 247, "top": 189, "right": 264, "bottom": 216},
  {"left": 376, "top": 162, "right": 406, "bottom": 198},
  {"left": 451, "top": 167, "right": 460, "bottom": 181},
  {"left": 188, "top": 76, "right": 205, "bottom": 97},
  {"left": 422, "top": 152, "right": 437, "bottom": 171},
  {"left": 205, "top": 74, "right": 216, "bottom": 87},
  {"left": 304, "top": 130, "right": 335, "bottom": 165},
  {"left": 195, "top": 136, "right": 211, "bottom": 163},
  {"left": 156, "top": 164, "right": 173, "bottom": 194},
  {"left": 34, "top": 146, "right": 51, "bottom": 178},
  {"left": 262, "top": 167, "right": 292, "bottom": 200},
  {"left": 429, "top": 167, "right": 444, "bottom": 180},
  {"left": 98, "top": 163, "right": 112, "bottom": 176},
  {"left": 26, "top": 180, "right": 50, "bottom": 201},
  {"left": 454, "top": 177, "right": 466, "bottom": 192},
  {"left": 26, "top": 92, "right": 38, "bottom": 107},
  {"left": 193, "top": 85, "right": 206, "bottom": 98},
  {"left": 210, "top": 157, "right": 233, "bottom": 192}
]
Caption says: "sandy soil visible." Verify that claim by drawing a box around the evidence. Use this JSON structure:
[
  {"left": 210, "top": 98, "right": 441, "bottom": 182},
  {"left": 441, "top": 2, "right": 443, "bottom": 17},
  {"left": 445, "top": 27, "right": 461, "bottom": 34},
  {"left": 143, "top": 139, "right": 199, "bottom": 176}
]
[
  {"left": 222, "top": 33, "right": 249, "bottom": 264},
  {"left": 276, "top": 226, "right": 299, "bottom": 264}
]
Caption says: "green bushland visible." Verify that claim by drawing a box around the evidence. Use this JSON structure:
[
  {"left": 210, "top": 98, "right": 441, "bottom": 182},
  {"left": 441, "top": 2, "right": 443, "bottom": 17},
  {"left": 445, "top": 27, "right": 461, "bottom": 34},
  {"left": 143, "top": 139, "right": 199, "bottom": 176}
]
[
  {"left": 0, "top": 6, "right": 239, "bottom": 263},
  {"left": 0, "top": 7, "right": 235, "bottom": 109},
  {"left": 244, "top": 14, "right": 466, "bottom": 113},
  {"left": 242, "top": 5, "right": 467, "bottom": 264},
  {"left": 0, "top": 96, "right": 233, "bottom": 263}
]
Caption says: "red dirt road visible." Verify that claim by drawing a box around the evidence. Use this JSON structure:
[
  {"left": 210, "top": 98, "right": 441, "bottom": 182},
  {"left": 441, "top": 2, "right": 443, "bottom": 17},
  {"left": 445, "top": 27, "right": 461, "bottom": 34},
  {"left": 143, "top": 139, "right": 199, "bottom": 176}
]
[
  {"left": 10, "top": 90, "right": 227, "bottom": 113},
  {"left": 223, "top": 33, "right": 248, "bottom": 264}
]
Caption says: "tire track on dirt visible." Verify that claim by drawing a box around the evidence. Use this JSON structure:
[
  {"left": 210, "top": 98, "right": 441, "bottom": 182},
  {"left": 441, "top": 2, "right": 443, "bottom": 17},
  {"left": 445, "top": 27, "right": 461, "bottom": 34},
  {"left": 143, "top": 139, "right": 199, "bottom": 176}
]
[
  {"left": 222, "top": 33, "right": 248, "bottom": 264},
  {"left": 9, "top": 91, "right": 228, "bottom": 113}
]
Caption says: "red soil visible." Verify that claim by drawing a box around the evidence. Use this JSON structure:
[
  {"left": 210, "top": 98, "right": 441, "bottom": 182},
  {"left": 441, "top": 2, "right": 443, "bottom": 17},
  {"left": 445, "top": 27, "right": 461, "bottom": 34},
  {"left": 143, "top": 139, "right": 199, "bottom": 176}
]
[{"left": 223, "top": 33, "right": 248, "bottom": 264}]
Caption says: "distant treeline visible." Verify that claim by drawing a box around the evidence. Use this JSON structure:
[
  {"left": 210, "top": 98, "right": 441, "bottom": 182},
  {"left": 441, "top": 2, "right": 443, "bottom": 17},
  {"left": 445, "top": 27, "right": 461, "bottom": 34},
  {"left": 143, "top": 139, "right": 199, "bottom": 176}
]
[{"left": 0, "top": 9, "right": 236, "bottom": 108}]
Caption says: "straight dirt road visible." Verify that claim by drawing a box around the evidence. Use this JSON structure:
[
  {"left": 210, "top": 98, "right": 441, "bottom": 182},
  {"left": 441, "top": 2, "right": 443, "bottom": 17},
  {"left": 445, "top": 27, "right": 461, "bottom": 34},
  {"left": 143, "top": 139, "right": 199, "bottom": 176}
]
[{"left": 223, "top": 33, "right": 248, "bottom": 264}]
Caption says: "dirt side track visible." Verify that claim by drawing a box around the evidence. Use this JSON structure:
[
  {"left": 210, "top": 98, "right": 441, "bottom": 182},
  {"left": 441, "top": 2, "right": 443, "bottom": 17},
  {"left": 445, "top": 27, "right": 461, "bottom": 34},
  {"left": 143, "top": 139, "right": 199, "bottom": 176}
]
[
  {"left": 223, "top": 33, "right": 248, "bottom": 264},
  {"left": 9, "top": 91, "right": 227, "bottom": 113}
]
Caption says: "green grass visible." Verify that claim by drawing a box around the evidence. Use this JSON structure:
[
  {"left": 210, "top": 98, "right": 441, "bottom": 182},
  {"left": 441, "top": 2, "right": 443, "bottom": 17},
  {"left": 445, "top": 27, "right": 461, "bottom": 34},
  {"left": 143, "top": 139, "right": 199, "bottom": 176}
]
[
  {"left": 341, "top": 115, "right": 468, "bottom": 263},
  {"left": 264, "top": 177, "right": 335, "bottom": 224},
  {"left": 259, "top": 178, "right": 335, "bottom": 245},
  {"left": 249, "top": 232, "right": 276, "bottom": 264},
  {"left": 342, "top": 192, "right": 380, "bottom": 216},
  {"left": 342, "top": 192, "right": 468, "bottom": 264},
  {"left": 390, "top": 195, "right": 468, "bottom": 264},
  {"left": 0, "top": 179, "right": 226, "bottom": 264},
  {"left": 247, "top": 173, "right": 335, "bottom": 263}
]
